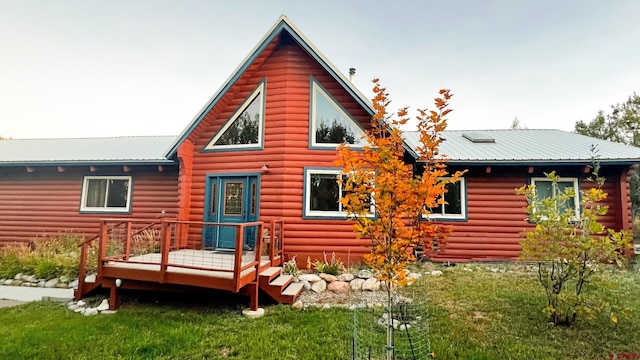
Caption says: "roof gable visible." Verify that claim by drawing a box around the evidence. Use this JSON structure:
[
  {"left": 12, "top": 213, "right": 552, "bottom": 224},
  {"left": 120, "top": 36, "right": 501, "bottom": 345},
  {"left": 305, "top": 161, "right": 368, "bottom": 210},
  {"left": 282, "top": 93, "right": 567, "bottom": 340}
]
[{"left": 165, "top": 15, "right": 374, "bottom": 158}]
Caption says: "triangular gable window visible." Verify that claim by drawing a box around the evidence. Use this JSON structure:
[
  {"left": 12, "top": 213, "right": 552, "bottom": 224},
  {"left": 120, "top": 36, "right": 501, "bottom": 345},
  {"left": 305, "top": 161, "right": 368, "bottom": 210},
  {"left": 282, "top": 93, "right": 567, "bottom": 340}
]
[
  {"left": 310, "top": 80, "right": 367, "bottom": 148},
  {"left": 205, "top": 82, "right": 265, "bottom": 150}
]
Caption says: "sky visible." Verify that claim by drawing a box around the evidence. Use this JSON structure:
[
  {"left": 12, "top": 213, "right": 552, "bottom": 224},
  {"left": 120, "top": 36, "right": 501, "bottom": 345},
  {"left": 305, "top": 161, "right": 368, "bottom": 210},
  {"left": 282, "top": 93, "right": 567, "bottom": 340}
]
[{"left": 0, "top": 0, "right": 639, "bottom": 139}]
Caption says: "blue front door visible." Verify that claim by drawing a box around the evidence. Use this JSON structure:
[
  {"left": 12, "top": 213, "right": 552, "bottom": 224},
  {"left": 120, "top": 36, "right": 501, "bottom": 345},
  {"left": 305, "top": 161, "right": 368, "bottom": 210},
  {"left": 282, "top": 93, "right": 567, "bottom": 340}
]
[{"left": 203, "top": 175, "right": 259, "bottom": 249}]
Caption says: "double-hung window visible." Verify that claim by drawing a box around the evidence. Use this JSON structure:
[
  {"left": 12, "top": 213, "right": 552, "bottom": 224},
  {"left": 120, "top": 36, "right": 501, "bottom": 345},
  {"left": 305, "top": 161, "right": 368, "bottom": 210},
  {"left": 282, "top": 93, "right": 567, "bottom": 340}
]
[
  {"left": 80, "top": 176, "right": 132, "bottom": 213},
  {"left": 303, "top": 168, "right": 374, "bottom": 218},
  {"left": 531, "top": 177, "right": 579, "bottom": 218},
  {"left": 429, "top": 178, "right": 466, "bottom": 220}
]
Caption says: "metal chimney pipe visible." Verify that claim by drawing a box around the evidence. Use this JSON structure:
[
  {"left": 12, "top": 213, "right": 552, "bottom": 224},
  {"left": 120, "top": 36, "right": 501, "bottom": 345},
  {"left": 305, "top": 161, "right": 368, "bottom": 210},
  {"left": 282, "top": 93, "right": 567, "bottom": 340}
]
[{"left": 349, "top": 68, "right": 356, "bottom": 82}]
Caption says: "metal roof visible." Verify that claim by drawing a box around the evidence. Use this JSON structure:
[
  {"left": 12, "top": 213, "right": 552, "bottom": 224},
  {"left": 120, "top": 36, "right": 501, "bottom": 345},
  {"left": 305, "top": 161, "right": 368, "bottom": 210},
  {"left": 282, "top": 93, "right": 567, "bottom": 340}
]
[
  {"left": 0, "top": 136, "right": 177, "bottom": 166},
  {"left": 404, "top": 129, "right": 640, "bottom": 165}
]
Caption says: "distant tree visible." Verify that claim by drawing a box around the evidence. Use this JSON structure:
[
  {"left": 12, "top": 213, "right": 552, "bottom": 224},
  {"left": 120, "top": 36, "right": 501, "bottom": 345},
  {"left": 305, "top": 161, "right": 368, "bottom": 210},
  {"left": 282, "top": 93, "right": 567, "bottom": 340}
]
[
  {"left": 575, "top": 93, "right": 640, "bottom": 146},
  {"left": 510, "top": 116, "right": 527, "bottom": 129},
  {"left": 575, "top": 93, "right": 640, "bottom": 217}
]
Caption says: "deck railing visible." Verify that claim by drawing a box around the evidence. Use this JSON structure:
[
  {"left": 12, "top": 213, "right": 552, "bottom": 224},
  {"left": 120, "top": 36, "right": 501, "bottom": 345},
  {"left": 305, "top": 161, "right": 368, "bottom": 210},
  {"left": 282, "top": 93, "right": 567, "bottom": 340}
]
[{"left": 76, "top": 218, "right": 284, "bottom": 299}]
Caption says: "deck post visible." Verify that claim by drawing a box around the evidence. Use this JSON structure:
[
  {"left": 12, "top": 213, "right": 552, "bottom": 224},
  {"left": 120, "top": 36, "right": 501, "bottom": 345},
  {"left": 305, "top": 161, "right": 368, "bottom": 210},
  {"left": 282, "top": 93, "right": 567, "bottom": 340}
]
[
  {"left": 159, "top": 220, "right": 170, "bottom": 283},
  {"left": 109, "top": 284, "right": 119, "bottom": 310},
  {"left": 98, "top": 220, "right": 107, "bottom": 276},
  {"left": 248, "top": 282, "right": 259, "bottom": 311},
  {"left": 233, "top": 225, "right": 245, "bottom": 292},
  {"left": 75, "top": 241, "right": 88, "bottom": 301},
  {"left": 125, "top": 221, "right": 132, "bottom": 260}
]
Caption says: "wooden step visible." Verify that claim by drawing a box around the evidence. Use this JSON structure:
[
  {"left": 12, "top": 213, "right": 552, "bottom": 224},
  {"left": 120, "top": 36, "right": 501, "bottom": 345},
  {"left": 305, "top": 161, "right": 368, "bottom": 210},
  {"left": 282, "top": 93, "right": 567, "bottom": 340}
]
[
  {"left": 282, "top": 282, "right": 304, "bottom": 298},
  {"left": 259, "top": 267, "right": 281, "bottom": 280},
  {"left": 270, "top": 274, "right": 292, "bottom": 291}
]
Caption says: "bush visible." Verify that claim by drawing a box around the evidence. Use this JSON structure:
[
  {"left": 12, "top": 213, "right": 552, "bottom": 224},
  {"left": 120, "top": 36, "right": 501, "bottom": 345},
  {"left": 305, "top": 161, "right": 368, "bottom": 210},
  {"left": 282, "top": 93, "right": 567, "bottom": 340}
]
[
  {"left": 0, "top": 233, "right": 85, "bottom": 280},
  {"left": 313, "top": 252, "right": 345, "bottom": 275}
]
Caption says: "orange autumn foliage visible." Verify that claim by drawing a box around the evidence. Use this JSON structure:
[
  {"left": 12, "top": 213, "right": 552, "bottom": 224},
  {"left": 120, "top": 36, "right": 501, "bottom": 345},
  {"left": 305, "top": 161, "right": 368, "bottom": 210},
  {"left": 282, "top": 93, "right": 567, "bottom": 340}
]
[{"left": 337, "top": 80, "right": 465, "bottom": 287}]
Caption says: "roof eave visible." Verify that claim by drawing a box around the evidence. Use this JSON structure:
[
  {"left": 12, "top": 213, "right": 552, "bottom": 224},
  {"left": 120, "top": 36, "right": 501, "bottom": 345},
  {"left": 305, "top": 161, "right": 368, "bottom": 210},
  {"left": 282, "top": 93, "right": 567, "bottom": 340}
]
[{"left": 0, "top": 159, "right": 178, "bottom": 167}]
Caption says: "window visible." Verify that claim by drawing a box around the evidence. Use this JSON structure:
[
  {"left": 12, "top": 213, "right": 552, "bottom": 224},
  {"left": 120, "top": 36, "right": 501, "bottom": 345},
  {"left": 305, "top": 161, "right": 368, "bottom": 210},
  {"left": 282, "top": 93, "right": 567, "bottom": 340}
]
[
  {"left": 429, "top": 178, "right": 466, "bottom": 220},
  {"left": 309, "top": 80, "right": 367, "bottom": 148},
  {"left": 531, "top": 177, "right": 579, "bottom": 218},
  {"left": 204, "top": 82, "right": 265, "bottom": 150},
  {"left": 303, "top": 168, "right": 374, "bottom": 218},
  {"left": 81, "top": 176, "right": 132, "bottom": 213}
]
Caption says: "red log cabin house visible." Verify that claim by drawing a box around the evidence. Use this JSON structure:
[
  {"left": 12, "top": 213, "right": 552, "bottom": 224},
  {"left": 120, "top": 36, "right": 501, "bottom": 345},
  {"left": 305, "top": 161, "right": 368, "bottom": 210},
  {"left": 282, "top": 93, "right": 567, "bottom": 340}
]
[{"left": 1, "top": 16, "right": 639, "bottom": 309}]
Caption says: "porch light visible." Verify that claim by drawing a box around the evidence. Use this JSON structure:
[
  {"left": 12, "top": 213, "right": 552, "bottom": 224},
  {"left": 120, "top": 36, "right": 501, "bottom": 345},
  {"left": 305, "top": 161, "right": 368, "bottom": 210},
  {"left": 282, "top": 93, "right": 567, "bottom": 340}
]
[{"left": 260, "top": 163, "right": 269, "bottom": 173}]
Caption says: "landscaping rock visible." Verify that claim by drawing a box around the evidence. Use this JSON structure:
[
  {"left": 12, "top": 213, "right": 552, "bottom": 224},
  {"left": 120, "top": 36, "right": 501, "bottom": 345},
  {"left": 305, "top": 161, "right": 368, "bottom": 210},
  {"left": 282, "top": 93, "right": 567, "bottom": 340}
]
[
  {"left": 337, "top": 273, "right": 354, "bottom": 282},
  {"left": 83, "top": 308, "right": 99, "bottom": 316},
  {"left": 408, "top": 272, "right": 422, "bottom": 280},
  {"left": 11, "top": 280, "right": 22, "bottom": 286},
  {"left": 55, "top": 283, "right": 69, "bottom": 289},
  {"left": 4, "top": 279, "right": 14, "bottom": 286},
  {"left": 319, "top": 273, "right": 337, "bottom": 283},
  {"left": 96, "top": 299, "right": 109, "bottom": 311},
  {"left": 20, "top": 282, "right": 36, "bottom": 287},
  {"left": 77, "top": 300, "right": 86, "bottom": 307},
  {"left": 68, "top": 304, "right": 79, "bottom": 311},
  {"left": 327, "top": 281, "right": 350, "bottom": 294},
  {"left": 350, "top": 278, "right": 365, "bottom": 291},
  {"left": 301, "top": 280, "right": 311, "bottom": 291},
  {"left": 357, "top": 269, "right": 374, "bottom": 279},
  {"left": 430, "top": 270, "right": 443, "bottom": 276},
  {"left": 59, "top": 275, "right": 70, "bottom": 284},
  {"left": 37, "top": 281, "right": 46, "bottom": 288},
  {"left": 21, "top": 274, "right": 32, "bottom": 282},
  {"left": 292, "top": 300, "right": 303, "bottom": 309},
  {"left": 69, "top": 279, "right": 79, "bottom": 289},
  {"left": 101, "top": 310, "right": 117, "bottom": 315},
  {"left": 44, "top": 278, "right": 59, "bottom": 288},
  {"left": 311, "top": 280, "right": 327, "bottom": 293},
  {"left": 298, "top": 274, "right": 322, "bottom": 283},
  {"left": 14, "top": 273, "right": 23, "bottom": 281},
  {"left": 362, "top": 278, "right": 380, "bottom": 291}
]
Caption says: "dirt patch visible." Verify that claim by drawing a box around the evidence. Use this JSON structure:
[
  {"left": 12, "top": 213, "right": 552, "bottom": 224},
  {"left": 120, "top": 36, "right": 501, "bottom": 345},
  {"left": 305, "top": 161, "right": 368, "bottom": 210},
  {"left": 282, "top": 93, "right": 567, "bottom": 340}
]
[{"left": 0, "top": 299, "right": 26, "bottom": 309}]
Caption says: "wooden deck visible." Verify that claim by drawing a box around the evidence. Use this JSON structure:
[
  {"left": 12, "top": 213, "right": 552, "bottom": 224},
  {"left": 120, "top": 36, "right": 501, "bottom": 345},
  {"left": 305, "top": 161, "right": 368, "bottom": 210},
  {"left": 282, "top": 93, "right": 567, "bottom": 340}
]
[{"left": 75, "top": 218, "right": 301, "bottom": 310}]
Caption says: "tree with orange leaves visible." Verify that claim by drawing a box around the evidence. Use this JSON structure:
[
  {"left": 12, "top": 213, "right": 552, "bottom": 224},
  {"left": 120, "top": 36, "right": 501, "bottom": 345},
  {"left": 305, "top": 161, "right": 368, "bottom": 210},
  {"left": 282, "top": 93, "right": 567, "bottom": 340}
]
[{"left": 337, "top": 79, "right": 464, "bottom": 358}]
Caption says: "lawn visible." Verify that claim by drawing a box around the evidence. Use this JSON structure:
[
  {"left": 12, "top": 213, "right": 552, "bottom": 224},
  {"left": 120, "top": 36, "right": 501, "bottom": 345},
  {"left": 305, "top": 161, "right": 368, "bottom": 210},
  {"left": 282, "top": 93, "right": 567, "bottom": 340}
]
[{"left": 0, "top": 263, "right": 638, "bottom": 359}]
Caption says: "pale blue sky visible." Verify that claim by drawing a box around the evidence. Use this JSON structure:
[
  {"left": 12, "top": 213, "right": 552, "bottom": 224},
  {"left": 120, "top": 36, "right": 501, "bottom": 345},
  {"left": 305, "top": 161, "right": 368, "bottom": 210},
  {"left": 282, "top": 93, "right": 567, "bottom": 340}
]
[{"left": 1, "top": 0, "right": 638, "bottom": 138}]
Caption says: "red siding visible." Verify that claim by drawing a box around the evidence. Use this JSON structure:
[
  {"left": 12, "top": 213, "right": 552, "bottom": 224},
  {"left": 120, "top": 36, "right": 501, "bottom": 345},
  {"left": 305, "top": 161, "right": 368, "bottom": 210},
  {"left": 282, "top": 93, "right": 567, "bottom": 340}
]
[
  {"left": 183, "top": 35, "right": 372, "bottom": 265},
  {"left": 431, "top": 168, "right": 627, "bottom": 262},
  {"left": 0, "top": 166, "right": 178, "bottom": 244}
]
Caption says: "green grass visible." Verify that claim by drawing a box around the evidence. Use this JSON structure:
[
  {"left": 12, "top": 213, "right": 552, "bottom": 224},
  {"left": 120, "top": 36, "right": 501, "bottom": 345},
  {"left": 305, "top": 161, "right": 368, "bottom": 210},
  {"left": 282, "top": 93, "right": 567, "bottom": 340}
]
[{"left": 1, "top": 264, "right": 639, "bottom": 359}]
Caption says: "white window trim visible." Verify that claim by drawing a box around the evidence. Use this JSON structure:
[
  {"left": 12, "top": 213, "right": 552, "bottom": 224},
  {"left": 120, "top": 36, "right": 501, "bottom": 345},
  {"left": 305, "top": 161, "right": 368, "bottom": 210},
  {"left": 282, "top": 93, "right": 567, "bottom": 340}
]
[
  {"left": 304, "top": 168, "right": 374, "bottom": 218},
  {"left": 428, "top": 177, "right": 466, "bottom": 220},
  {"left": 310, "top": 81, "right": 367, "bottom": 148},
  {"left": 205, "top": 82, "right": 264, "bottom": 150},
  {"left": 531, "top": 177, "right": 580, "bottom": 218},
  {"left": 80, "top": 176, "right": 133, "bottom": 213}
]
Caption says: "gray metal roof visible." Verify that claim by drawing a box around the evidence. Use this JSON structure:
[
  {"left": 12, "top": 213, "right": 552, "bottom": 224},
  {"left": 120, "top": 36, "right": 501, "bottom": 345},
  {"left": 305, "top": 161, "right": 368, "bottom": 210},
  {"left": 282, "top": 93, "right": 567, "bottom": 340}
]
[
  {"left": 404, "top": 129, "right": 640, "bottom": 165},
  {"left": 0, "top": 136, "right": 177, "bottom": 166}
]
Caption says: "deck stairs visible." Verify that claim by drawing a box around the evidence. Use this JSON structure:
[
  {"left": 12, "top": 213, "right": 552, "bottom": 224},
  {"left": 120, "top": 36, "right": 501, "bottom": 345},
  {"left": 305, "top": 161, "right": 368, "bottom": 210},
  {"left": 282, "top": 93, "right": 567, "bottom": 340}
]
[{"left": 258, "top": 266, "right": 304, "bottom": 304}]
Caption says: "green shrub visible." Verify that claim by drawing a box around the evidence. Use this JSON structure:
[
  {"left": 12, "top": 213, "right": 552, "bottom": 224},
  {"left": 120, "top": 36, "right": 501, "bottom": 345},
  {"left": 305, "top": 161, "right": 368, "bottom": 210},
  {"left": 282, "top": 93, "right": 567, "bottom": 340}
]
[
  {"left": 282, "top": 256, "right": 300, "bottom": 276},
  {"left": 313, "top": 252, "right": 345, "bottom": 275},
  {"left": 0, "top": 244, "right": 30, "bottom": 278},
  {"left": 0, "top": 233, "right": 86, "bottom": 280}
]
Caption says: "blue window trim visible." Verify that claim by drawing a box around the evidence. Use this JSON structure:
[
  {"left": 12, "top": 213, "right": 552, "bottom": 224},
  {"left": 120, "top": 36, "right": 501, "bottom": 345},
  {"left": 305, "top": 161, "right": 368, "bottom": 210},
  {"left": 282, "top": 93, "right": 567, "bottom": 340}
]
[
  {"left": 308, "top": 77, "right": 367, "bottom": 150},
  {"left": 427, "top": 177, "right": 468, "bottom": 222},
  {"left": 529, "top": 176, "right": 582, "bottom": 220},
  {"left": 202, "top": 79, "right": 266, "bottom": 153},
  {"left": 79, "top": 175, "right": 133, "bottom": 214},
  {"left": 302, "top": 167, "right": 376, "bottom": 220}
]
